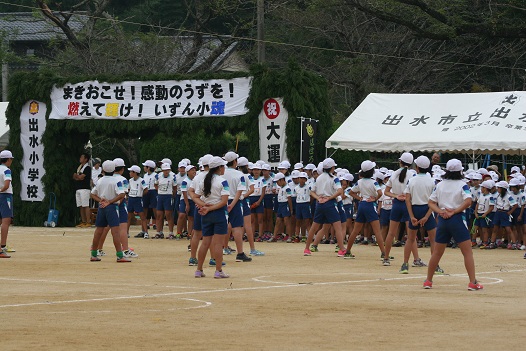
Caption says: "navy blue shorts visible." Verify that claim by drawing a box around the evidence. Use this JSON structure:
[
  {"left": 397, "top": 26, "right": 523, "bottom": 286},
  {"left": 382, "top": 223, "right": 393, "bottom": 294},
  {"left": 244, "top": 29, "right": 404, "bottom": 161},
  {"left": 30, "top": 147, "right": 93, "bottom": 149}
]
[
  {"left": 273, "top": 195, "right": 279, "bottom": 212},
  {"left": 276, "top": 202, "right": 291, "bottom": 218},
  {"left": 511, "top": 208, "right": 521, "bottom": 225},
  {"left": 475, "top": 212, "right": 494, "bottom": 228},
  {"left": 355, "top": 201, "right": 379, "bottom": 223},
  {"left": 249, "top": 196, "right": 264, "bottom": 214},
  {"left": 202, "top": 206, "right": 228, "bottom": 237},
  {"left": 174, "top": 194, "right": 181, "bottom": 213},
  {"left": 242, "top": 198, "right": 251, "bottom": 217},
  {"left": 193, "top": 206, "right": 202, "bottom": 231},
  {"left": 179, "top": 198, "right": 195, "bottom": 217},
  {"left": 95, "top": 205, "right": 120, "bottom": 228},
  {"left": 311, "top": 200, "right": 317, "bottom": 216},
  {"left": 379, "top": 208, "right": 391, "bottom": 226},
  {"left": 407, "top": 204, "right": 436, "bottom": 231},
  {"left": 343, "top": 204, "right": 353, "bottom": 220},
  {"left": 435, "top": 212, "right": 470, "bottom": 244},
  {"left": 493, "top": 211, "right": 511, "bottom": 227},
  {"left": 143, "top": 189, "right": 157, "bottom": 209},
  {"left": 390, "top": 198, "right": 409, "bottom": 223},
  {"left": 128, "top": 197, "right": 143, "bottom": 214},
  {"left": 228, "top": 199, "right": 244, "bottom": 228},
  {"left": 291, "top": 197, "right": 297, "bottom": 216},
  {"left": 0, "top": 193, "right": 13, "bottom": 218},
  {"left": 313, "top": 199, "right": 340, "bottom": 224},
  {"left": 263, "top": 194, "right": 274, "bottom": 209},
  {"left": 337, "top": 201, "right": 346, "bottom": 223},
  {"left": 118, "top": 201, "right": 128, "bottom": 223},
  {"left": 156, "top": 194, "right": 173, "bottom": 212},
  {"left": 295, "top": 202, "right": 312, "bottom": 220}
]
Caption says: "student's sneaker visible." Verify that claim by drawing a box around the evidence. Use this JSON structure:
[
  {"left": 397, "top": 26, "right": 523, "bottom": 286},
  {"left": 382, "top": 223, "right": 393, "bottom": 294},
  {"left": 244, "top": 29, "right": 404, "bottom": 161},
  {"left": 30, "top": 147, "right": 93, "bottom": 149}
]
[
  {"left": 97, "top": 249, "right": 106, "bottom": 257},
  {"left": 310, "top": 245, "right": 319, "bottom": 252},
  {"left": 90, "top": 256, "right": 101, "bottom": 262},
  {"left": 0, "top": 248, "right": 11, "bottom": 258},
  {"left": 393, "top": 240, "right": 403, "bottom": 247},
  {"left": 286, "top": 236, "right": 293, "bottom": 243},
  {"left": 235, "top": 253, "right": 252, "bottom": 262},
  {"left": 189, "top": 257, "right": 198, "bottom": 266},
  {"left": 223, "top": 247, "right": 232, "bottom": 255},
  {"left": 249, "top": 249, "right": 265, "bottom": 256},
  {"left": 507, "top": 243, "right": 513, "bottom": 250},
  {"left": 334, "top": 245, "right": 340, "bottom": 253},
  {"left": 423, "top": 280, "right": 433, "bottom": 289},
  {"left": 75, "top": 222, "right": 86, "bottom": 228},
  {"left": 523, "top": 252, "right": 526, "bottom": 259},
  {"left": 143, "top": 232, "right": 149, "bottom": 239},
  {"left": 134, "top": 231, "right": 145, "bottom": 238},
  {"left": 380, "top": 252, "right": 394, "bottom": 260},
  {"left": 116, "top": 256, "right": 131, "bottom": 263},
  {"left": 214, "top": 270, "right": 229, "bottom": 279},
  {"left": 435, "top": 265, "right": 445, "bottom": 275},
  {"left": 468, "top": 281, "right": 484, "bottom": 291},
  {"left": 486, "top": 242, "right": 497, "bottom": 249},
  {"left": 382, "top": 259, "right": 391, "bottom": 266},
  {"left": 175, "top": 234, "right": 182, "bottom": 240},
  {"left": 293, "top": 236, "right": 301, "bottom": 243},
  {"left": 337, "top": 249, "right": 346, "bottom": 257},
  {"left": 343, "top": 251, "right": 355, "bottom": 259},
  {"left": 5, "top": 246, "right": 15, "bottom": 253},
  {"left": 303, "top": 249, "right": 312, "bottom": 256},
  {"left": 471, "top": 241, "right": 477, "bottom": 247},
  {"left": 267, "top": 237, "right": 278, "bottom": 242},
  {"left": 195, "top": 270, "right": 205, "bottom": 278},
  {"left": 399, "top": 263, "right": 409, "bottom": 274},
  {"left": 301, "top": 236, "right": 307, "bottom": 243},
  {"left": 412, "top": 258, "right": 427, "bottom": 267},
  {"left": 520, "top": 245, "right": 526, "bottom": 250},
  {"left": 209, "top": 258, "right": 226, "bottom": 266},
  {"left": 479, "top": 242, "right": 488, "bottom": 249},
  {"left": 166, "top": 234, "right": 175, "bottom": 240},
  {"left": 284, "top": 235, "right": 291, "bottom": 242},
  {"left": 187, "top": 244, "right": 192, "bottom": 252},
  {"left": 124, "top": 249, "right": 138, "bottom": 258}
]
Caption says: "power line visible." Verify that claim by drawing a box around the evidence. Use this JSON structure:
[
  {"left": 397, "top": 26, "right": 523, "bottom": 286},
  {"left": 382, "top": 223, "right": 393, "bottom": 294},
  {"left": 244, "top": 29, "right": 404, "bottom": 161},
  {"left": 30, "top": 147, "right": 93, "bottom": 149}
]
[{"left": 1, "top": 0, "right": 525, "bottom": 71}]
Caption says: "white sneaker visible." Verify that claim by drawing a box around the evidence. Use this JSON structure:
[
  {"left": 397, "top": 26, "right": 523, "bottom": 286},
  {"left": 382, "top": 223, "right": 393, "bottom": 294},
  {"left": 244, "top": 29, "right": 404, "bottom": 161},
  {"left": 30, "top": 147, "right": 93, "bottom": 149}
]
[
  {"left": 143, "top": 232, "right": 149, "bottom": 239},
  {"left": 520, "top": 245, "right": 526, "bottom": 250},
  {"left": 124, "top": 249, "right": 139, "bottom": 258},
  {"left": 97, "top": 249, "right": 106, "bottom": 257},
  {"left": 5, "top": 246, "right": 15, "bottom": 253}
]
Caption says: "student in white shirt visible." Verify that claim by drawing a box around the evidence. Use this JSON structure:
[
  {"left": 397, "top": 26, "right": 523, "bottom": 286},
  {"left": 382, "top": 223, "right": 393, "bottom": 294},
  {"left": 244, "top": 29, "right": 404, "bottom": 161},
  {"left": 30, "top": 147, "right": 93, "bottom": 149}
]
[
  {"left": 127, "top": 165, "right": 148, "bottom": 240},
  {"left": 268, "top": 173, "right": 293, "bottom": 242},
  {"left": 0, "top": 150, "right": 14, "bottom": 258},
  {"left": 140, "top": 160, "right": 157, "bottom": 237},
  {"left": 175, "top": 160, "right": 188, "bottom": 239},
  {"left": 154, "top": 163, "right": 176, "bottom": 239},
  {"left": 489, "top": 181, "right": 517, "bottom": 249},
  {"left": 294, "top": 172, "right": 312, "bottom": 241},
  {"left": 474, "top": 180, "right": 495, "bottom": 248},
  {"left": 240, "top": 159, "right": 265, "bottom": 256}
]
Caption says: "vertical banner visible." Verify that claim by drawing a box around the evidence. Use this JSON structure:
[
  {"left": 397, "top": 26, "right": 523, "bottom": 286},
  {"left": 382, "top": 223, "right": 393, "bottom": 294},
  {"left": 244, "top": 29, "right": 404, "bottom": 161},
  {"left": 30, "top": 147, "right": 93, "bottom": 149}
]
[
  {"left": 259, "top": 98, "right": 288, "bottom": 168},
  {"left": 20, "top": 100, "right": 47, "bottom": 201},
  {"left": 301, "top": 118, "right": 318, "bottom": 164}
]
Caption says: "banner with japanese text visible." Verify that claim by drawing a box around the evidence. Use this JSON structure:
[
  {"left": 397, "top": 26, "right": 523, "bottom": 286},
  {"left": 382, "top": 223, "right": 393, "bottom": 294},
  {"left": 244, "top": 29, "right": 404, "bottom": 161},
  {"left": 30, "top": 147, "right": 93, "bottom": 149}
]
[
  {"left": 301, "top": 118, "right": 318, "bottom": 165},
  {"left": 259, "top": 98, "right": 288, "bottom": 168},
  {"left": 20, "top": 100, "right": 46, "bottom": 201},
  {"left": 49, "top": 77, "right": 252, "bottom": 120}
]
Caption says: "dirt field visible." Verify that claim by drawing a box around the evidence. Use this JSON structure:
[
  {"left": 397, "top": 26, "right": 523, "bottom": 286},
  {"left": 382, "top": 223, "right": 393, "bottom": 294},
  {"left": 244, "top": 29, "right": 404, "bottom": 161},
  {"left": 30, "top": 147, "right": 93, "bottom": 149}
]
[{"left": 1, "top": 225, "right": 525, "bottom": 351}]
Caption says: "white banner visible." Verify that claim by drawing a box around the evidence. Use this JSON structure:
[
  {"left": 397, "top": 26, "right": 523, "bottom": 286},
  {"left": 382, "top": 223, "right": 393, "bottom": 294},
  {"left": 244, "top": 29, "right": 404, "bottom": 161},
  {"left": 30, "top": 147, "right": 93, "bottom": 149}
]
[
  {"left": 259, "top": 98, "right": 288, "bottom": 168},
  {"left": 49, "top": 77, "right": 252, "bottom": 120},
  {"left": 20, "top": 100, "right": 47, "bottom": 201}
]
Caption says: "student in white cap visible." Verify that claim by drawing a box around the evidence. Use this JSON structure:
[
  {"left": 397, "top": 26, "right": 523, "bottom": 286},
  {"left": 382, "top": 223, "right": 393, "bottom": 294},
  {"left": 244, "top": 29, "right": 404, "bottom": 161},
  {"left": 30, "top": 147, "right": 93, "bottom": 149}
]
[
  {"left": 489, "top": 181, "right": 517, "bottom": 249},
  {"left": 140, "top": 160, "right": 158, "bottom": 237},
  {"left": 261, "top": 163, "right": 275, "bottom": 239},
  {"left": 425, "top": 158, "right": 482, "bottom": 290},
  {"left": 468, "top": 172, "right": 483, "bottom": 246},
  {"left": 127, "top": 165, "right": 148, "bottom": 240},
  {"left": 193, "top": 156, "right": 230, "bottom": 278},
  {"left": 268, "top": 173, "right": 293, "bottom": 242},
  {"left": 294, "top": 172, "right": 312, "bottom": 242},
  {"left": 508, "top": 177, "right": 523, "bottom": 250},
  {"left": 178, "top": 165, "right": 197, "bottom": 245},
  {"left": 89, "top": 160, "right": 130, "bottom": 262},
  {"left": 340, "top": 173, "right": 355, "bottom": 243},
  {"left": 242, "top": 160, "right": 265, "bottom": 256},
  {"left": 474, "top": 180, "right": 496, "bottom": 248},
  {"left": 294, "top": 162, "right": 304, "bottom": 172},
  {"left": 175, "top": 160, "right": 188, "bottom": 239},
  {"left": 0, "top": 150, "right": 14, "bottom": 258},
  {"left": 154, "top": 163, "right": 176, "bottom": 239},
  {"left": 383, "top": 152, "right": 414, "bottom": 265}
]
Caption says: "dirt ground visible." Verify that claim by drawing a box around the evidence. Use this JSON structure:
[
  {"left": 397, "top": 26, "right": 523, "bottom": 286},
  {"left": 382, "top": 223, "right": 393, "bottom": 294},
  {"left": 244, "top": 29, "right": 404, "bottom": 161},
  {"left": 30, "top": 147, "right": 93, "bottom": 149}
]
[{"left": 1, "top": 225, "right": 525, "bottom": 351}]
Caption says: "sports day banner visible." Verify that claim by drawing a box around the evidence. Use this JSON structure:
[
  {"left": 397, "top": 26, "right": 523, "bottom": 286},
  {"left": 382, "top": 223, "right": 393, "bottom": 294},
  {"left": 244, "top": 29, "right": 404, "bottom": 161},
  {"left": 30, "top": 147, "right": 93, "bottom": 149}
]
[
  {"left": 49, "top": 77, "right": 252, "bottom": 120},
  {"left": 259, "top": 98, "right": 288, "bottom": 169},
  {"left": 20, "top": 100, "right": 47, "bottom": 201},
  {"left": 301, "top": 118, "right": 318, "bottom": 165}
]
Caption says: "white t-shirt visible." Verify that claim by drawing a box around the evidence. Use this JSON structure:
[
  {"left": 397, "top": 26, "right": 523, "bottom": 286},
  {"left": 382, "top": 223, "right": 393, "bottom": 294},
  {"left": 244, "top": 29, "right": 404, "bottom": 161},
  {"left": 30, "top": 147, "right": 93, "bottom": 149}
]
[
  {"left": 190, "top": 170, "right": 208, "bottom": 199},
  {"left": 155, "top": 172, "right": 176, "bottom": 195},
  {"left": 277, "top": 184, "right": 292, "bottom": 203},
  {"left": 404, "top": 173, "right": 435, "bottom": 205},
  {"left": 128, "top": 176, "right": 148, "bottom": 198},
  {"left": 114, "top": 174, "right": 129, "bottom": 194},
  {"left": 175, "top": 172, "right": 186, "bottom": 195},
  {"left": 0, "top": 164, "right": 12, "bottom": 194},
  {"left": 91, "top": 175, "right": 125, "bottom": 202},
  {"left": 251, "top": 176, "right": 267, "bottom": 197},
  {"left": 351, "top": 178, "right": 381, "bottom": 201},
  {"left": 92, "top": 167, "right": 102, "bottom": 186},
  {"left": 311, "top": 172, "right": 341, "bottom": 197},
  {"left": 342, "top": 187, "right": 353, "bottom": 205},
  {"left": 223, "top": 168, "right": 247, "bottom": 200},
  {"left": 477, "top": 193, "right": 495, "bottom": 214},
  {"left": 429, "top": 179, "right": 471, "bottom": 210},
  {"left": 264, "top": 176, "right": 274, "bottom": 195},
  {"left": 180, "top": 176, "right": 194, "bottom": 196},
  {"left": 379, "top": 184, "right": 393, "bottom": 210},
  {"left": 470, "top": 185, "right": 481, "bottom": 203},
  {"left": 144, "top": 172, "right": 156, "bottom": 190},
  {"left": 195, "top": 174, "right": 229, "bottom": 205},
  {"left": 509, "top": 191, "right": 523, "bottom": 208},
  {"left": 386, "top": 168, "right": 411, "bottom": 195},
  {"left": 495, "top": 192, "right": 517, "bottom": 211},
  {"left": 295, "top": 184, "right": 311, "bottom": 203}
]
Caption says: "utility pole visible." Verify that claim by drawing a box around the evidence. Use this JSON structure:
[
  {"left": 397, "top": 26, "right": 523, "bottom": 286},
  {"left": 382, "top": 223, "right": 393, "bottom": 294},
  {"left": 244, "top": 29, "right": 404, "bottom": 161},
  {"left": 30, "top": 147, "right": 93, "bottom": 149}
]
[{"left": 257, "top": 0, "right": 265, "bottom": 63}]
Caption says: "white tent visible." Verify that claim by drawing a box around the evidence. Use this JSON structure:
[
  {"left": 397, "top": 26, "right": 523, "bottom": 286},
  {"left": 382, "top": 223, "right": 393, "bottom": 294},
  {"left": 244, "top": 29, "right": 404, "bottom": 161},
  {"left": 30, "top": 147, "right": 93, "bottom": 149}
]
[
  {"left": 0, "top": 102, "right": 9, "bottom": 147},
  {"left": 326, "top": 92, "right": 526, "bottom": 155}
]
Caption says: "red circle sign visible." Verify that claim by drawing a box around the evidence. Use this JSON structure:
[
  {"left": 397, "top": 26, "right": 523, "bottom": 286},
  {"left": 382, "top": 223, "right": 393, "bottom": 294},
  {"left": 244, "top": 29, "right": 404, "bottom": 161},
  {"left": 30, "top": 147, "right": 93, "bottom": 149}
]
[{"left": 264, "top": 99, "right": 280, "bottom": 120}]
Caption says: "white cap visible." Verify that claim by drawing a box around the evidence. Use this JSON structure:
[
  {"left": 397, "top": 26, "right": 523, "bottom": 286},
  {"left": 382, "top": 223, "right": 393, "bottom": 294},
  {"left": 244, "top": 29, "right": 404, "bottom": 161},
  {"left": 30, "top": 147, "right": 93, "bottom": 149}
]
[
  {"left": 278, "top": 161, "right": 291, "bottom": 169},
  {"left": 511, "top": 166, "right": 521, "bottom": 174},
  {"left": 379, "top": 167, "right": 388, "bottom": 174},
  {"left": 375, "top": 171, "right": 385, "bottom": 180},
  {"left": 178, "top": 161, "right": 188, "bottom": 168},
  {"left": 182, "top": 158, "right": 191, "bottom": 165},
  {"left": 317, "top": 162, "right": 323, "bottom": 174},
  {"left": 237, "top": 157, "right": 249, "bottom": 167},
  {"left": 343, "top": 173, "right": 354, "bottom": 182},
  {"left": 360, "top": 160, "right": 376, "bottom": 172},
  {"left": 432, "top": 165, "right": 442, "bottom": 173},
  {"left": 470, "top": 172, "right": 482, "bottom": 180},
  {"left": 337, "top": 172, "right": 346, "bottom": 179},
  {"left": 248, "top": 162, "right": 254, "bottom": 170},
  {"left": 385, "top": 170, "right": 393, "bottom": 177},
  {"left": 335, "top": 167, "right": 342, "bottom": 173},
  {"left": 185, "top": 165, "right": 196, "bottom": 173},
  {"left": 341, "top": 168, "right": 349, "bottom": 174},
  {"left": 399, "top": 152, "right": 414, "bottom": 165},
  {"left": 0, "top": 150, "right": 13, "bottom": 159},
  {"left": 298, "top": 172, "right": 308, "bottom": 179},
  {"left": 496, "top": 181, "right": 509, "bottom": 189},
  {"left": 446, "top": 159, "right": 463, "bottom": 172},
  {"left": 142, "top": 160, "right": 156, "bottom": 168},
  {"left": 201, "top": 154, "right": 213, "bottom": 166},
  {"left": 509, "top": 178, "right": 521, "bottom": 187},
  {"left": 305, "top": 163, "right": 316, "bottom": 170},
  {"left": 517, "top": 175, "right": 526, "bottom": 185},
  {"left": 414, "top": 155, "right": 430, "bottom": 169},
  {"left": 274, "top": 173, "right": 285, "bottom": 181},
  {"left": 481, "top": 180, "right": 495, "bottom": 189},
  {"left": 294, "top": 162, "right": 304, "bottom": 170},
  {"left": 489, "top": 172, "right": 499, "bottom": 182},
  {"left": 209, "top": 156, "right": 227, "bottom": 169},
  {"left": 102, "top": 160, "right": 115, "bottom": 173},
  {"left": 291, "top": 170, "right": 300, "bottom": 178},
  {"left": 161, "top": 158, "right": 172, "bottom": 166},
  {"left": 161, "top": 163, "right": 171, "bottom": 171},
  {"left": 322, "top": 158, "right": 337, "bottom": 169},
  {"left": 128, "top": 165, "right": 141, "bottom": 173},
  {"left": 223, "top": 151, "right": 239, "bottom": 162},
  {"left": 262, "top": 164, "right": 271, "bottom": 171},
  {"left": 252, "top": 162, "right": 262, "bottom": 169},
  {"left": 113, "top": 158, "right": 125, "bottom": 167},
  {"left": 477, "top": 168, "right": 489, "bottom": 175}
]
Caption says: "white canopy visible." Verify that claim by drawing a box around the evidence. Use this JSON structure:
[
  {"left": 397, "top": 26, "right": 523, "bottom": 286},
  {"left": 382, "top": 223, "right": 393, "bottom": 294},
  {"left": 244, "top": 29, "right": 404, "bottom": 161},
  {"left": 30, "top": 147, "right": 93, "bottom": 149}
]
[{"left": 326, "top": 92, "right": 526, "bottom": 155}]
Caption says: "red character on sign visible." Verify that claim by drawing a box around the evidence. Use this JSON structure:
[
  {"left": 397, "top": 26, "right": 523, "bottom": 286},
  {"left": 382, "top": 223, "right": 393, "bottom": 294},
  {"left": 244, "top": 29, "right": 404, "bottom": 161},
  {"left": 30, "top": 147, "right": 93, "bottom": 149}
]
[
  {"left": 264, "top": 98, "right": 280, "bottom": 120},
  {"left": 68, "top": 102, "right": 80, "bottom": 116}
]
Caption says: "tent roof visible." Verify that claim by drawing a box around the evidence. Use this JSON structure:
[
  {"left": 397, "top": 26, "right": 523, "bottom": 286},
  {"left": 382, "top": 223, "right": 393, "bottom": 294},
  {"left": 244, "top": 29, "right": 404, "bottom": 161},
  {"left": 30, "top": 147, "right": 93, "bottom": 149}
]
[{"left": 326, "top": 92, "right": 526, "bottom": 155}]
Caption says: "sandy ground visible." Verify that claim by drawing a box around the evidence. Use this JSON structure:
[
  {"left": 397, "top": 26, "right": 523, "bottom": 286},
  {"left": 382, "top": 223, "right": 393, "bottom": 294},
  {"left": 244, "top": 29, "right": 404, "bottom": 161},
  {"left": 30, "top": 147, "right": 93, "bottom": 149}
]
[{"left": 1, "top": 225, "right": 525, "bottom": 351}]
